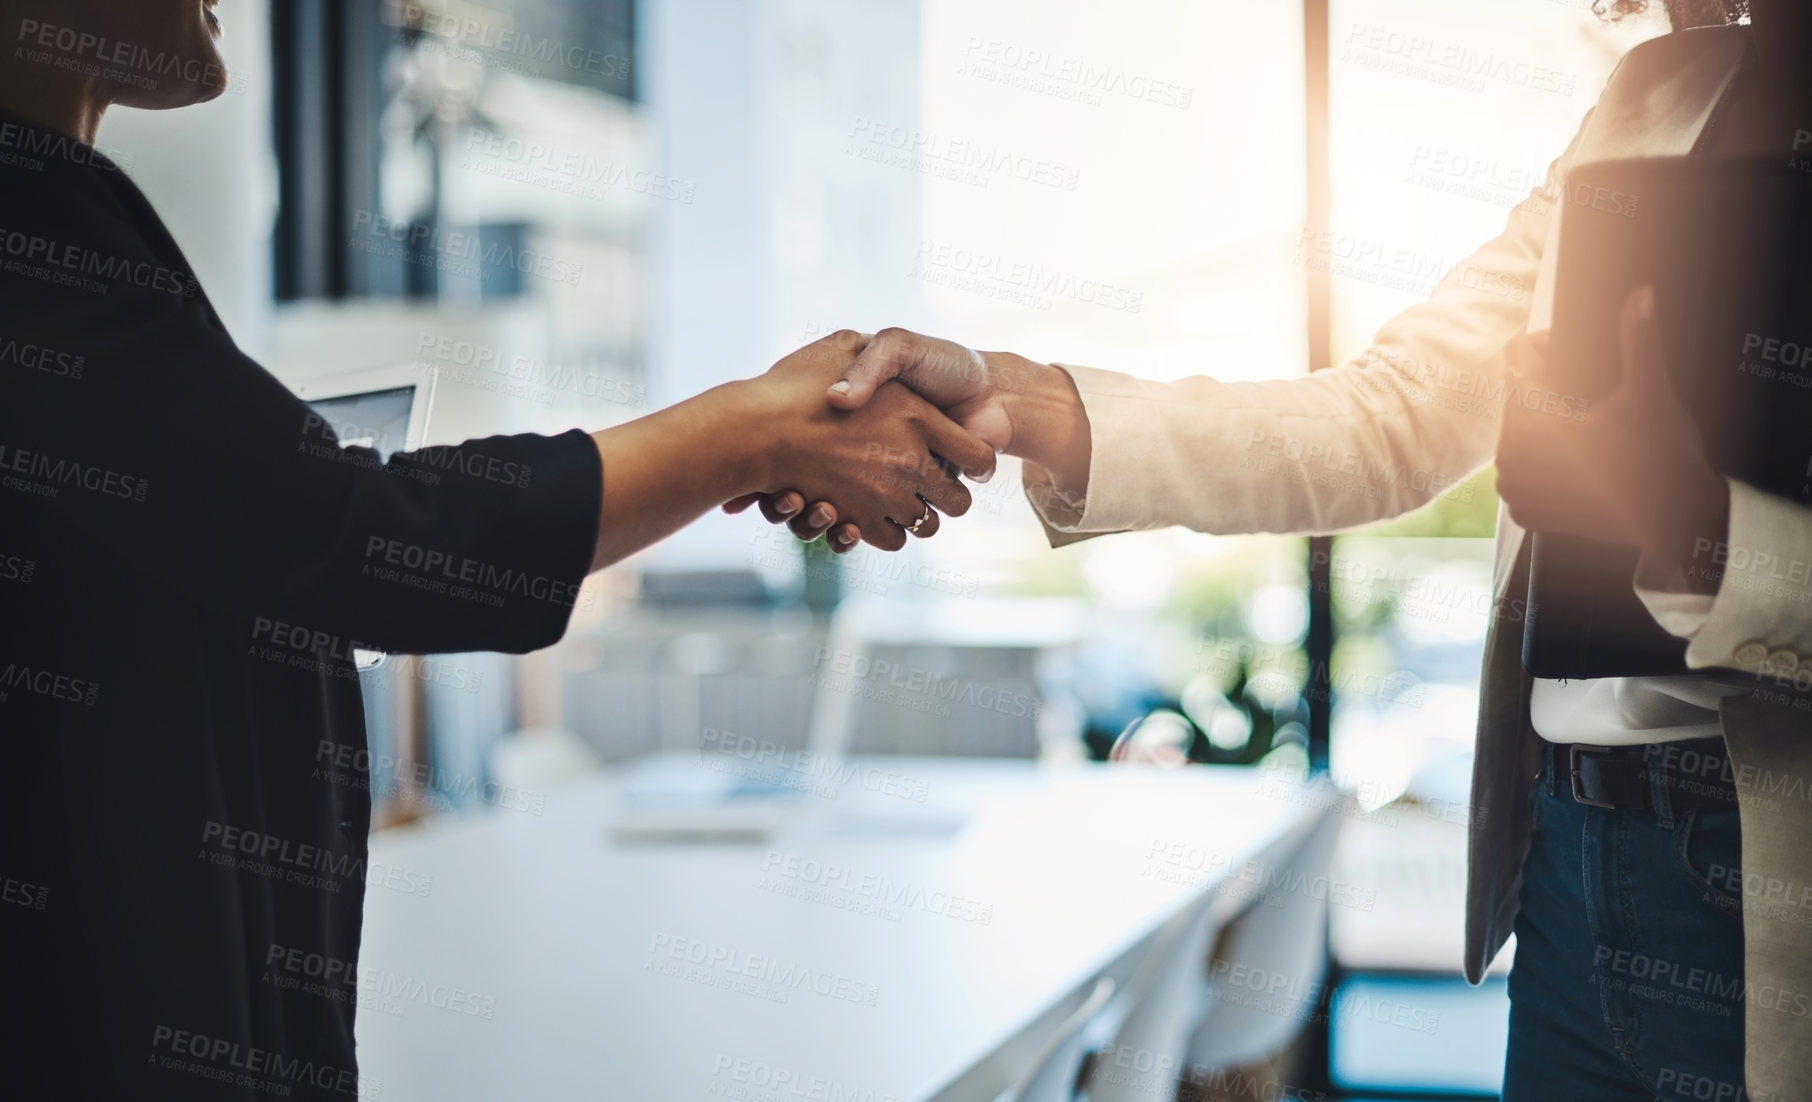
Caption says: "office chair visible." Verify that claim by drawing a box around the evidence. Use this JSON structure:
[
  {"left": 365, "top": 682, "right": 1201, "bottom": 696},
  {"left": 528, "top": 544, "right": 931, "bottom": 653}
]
[
  {"left": 1000, "top": 976, "right": 1117, "bottom": 1102},
  {"left": 1079, "top": 883, "right": 1244, "bottom": 1102},
  {"left": 1185, "top": 807, "right": 1346, "bottom": 1073},
  {"left": 808, "top": 598, "right": 1056, "bottom": 759}
]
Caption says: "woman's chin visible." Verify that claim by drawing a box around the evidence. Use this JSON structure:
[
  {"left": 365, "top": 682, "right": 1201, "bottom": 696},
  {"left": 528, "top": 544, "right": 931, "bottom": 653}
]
[{"left": 114, "top": 38, "right": 230, "bottom": 111}]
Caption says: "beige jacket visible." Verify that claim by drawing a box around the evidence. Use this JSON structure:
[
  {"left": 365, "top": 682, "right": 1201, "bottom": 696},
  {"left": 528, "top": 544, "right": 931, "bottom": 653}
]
[{"left": 1027, "top": 25, "right": 1812, "bottom": 1097}]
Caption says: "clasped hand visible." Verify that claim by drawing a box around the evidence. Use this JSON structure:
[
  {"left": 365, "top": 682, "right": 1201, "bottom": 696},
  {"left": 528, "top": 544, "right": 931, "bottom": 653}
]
[
  {"left": 729, "top": 327, "right": 1087, "bottom": 552},
  {"left": 727, "top": 330, "right": 998, "bottom": 552}
]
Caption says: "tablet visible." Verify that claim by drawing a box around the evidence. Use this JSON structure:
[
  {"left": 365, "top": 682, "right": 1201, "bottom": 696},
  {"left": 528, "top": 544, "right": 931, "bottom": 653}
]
[{"left": 1521, "top": 156, "right": 1812, "bottom": 679}]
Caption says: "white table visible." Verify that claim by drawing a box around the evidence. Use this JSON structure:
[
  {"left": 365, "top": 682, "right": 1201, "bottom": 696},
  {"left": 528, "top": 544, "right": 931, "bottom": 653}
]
[{"left": 354, "top": 756, "right": 1327, "bottom": 1101}]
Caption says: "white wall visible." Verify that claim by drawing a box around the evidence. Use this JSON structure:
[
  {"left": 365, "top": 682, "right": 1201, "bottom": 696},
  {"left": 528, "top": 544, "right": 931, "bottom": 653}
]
[
  {"left": 93, "top": 0, "right": 276, "bottom": 360},
  {"left": 636, "top": 0, "right": 923, "bottom": 568}
]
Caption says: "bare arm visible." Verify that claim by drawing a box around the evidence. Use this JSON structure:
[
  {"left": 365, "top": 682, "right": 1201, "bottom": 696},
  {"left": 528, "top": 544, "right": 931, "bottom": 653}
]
[
  {"left": 587, "top": 381, "right": 767, "bottom": 572},
  {"left": 589, "top": 331, "right": 996, "bottom": 572}
]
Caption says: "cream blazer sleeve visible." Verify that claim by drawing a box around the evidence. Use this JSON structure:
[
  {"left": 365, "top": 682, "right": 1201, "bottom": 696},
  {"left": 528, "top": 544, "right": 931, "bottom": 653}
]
[
  {"left": 1636, "top": 480, "right": 1812, "bottom": 675},
  {"left": 1024, "top": 102, "right": 1604, "bottom": 544}
]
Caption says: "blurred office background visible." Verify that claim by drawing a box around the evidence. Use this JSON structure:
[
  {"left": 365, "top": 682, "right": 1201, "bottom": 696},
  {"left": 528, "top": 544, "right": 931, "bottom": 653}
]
[{"left": 98, "top": 0, "right": 1671, "bottom": 1096}]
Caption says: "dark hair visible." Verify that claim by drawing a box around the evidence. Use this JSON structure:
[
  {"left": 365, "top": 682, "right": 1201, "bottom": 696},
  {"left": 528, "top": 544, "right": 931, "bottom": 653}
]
[{"left": 1596, "top": 0, "right": 1749, "bottom": 27}]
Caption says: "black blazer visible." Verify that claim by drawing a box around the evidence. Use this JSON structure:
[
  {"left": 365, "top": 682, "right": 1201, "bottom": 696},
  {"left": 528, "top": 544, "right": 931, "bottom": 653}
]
[{"left": 0, "top": 110, "right": 601, "bottom": 1098}]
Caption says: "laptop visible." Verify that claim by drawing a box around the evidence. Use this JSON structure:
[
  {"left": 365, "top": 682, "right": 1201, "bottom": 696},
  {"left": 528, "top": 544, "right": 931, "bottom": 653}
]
[{"left": 292, "top": 363, "right": 439, "bottom": 670}]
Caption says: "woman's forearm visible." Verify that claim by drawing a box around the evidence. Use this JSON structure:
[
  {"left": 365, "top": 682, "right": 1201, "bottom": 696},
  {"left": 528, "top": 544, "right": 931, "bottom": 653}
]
[
  {"left": 585, "top": 329, "right": 996, "bottom": 571},
  {"left": 987, "top": 352, "right": 1093, "bottom": 502},
  {"left": 588, "top": 382, "right": 769, "bottom": 571}
]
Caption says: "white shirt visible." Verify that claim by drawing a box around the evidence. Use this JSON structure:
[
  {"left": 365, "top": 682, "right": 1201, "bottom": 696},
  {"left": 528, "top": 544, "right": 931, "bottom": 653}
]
[
  {"left": 1529, "top": 676, "right": 1735, "bottom": 744},
  {"left": 1531, "top": 478, "right": 1810, "bottom": 744}
]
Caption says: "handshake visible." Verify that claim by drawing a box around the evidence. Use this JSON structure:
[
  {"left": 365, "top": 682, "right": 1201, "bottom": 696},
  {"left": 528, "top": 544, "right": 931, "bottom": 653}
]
[{"left": 717, "top": 328, "right": 1092, "bottom": 553}]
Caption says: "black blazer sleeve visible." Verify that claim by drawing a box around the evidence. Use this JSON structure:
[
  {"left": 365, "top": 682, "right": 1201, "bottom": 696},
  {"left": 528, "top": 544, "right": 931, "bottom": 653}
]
[{"left": 1, "top": 158, "right": 603, "bottom": 656}]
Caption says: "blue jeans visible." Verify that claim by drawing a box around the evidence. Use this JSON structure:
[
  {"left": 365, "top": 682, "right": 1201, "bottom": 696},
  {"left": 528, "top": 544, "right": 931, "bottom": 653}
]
[{"left": 1502, "top": 739, "right": 1747, "bottom": 1102}]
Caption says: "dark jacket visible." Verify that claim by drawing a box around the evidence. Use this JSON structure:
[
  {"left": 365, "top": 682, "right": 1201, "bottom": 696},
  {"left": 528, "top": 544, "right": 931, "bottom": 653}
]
[{"left": 0, "top": 109, "right": 600, "bottom": 1098}]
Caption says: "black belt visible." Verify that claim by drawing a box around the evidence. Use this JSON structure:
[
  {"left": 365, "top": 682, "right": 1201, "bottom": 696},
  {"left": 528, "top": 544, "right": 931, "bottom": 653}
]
[{"left": 1559, "top": 739, "right": 1739, "bottom": 812}]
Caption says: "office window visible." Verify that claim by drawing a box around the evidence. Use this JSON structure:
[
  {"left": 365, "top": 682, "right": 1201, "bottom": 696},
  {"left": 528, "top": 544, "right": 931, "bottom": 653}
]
[
  {"left": 1320, "top": 1, "right": 1666, "bottom": 1093},
  {"left": 272, "top": 0, "right": 637, "bottom": 301},
  {"left": 887, "top": 0, "right": 1313, "bottom": 760},
  {"left": 1322, "top": 0, "right": 1662, "bottom": 818},
  {"left": 546, "top": 0, "right": 1319, "bottom": 770}
]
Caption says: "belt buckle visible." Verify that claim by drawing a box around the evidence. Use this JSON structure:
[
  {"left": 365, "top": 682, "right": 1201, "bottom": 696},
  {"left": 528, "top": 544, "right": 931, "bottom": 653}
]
[{"left": 1568, "top": 744, "right": 1620, "bottom": 810}]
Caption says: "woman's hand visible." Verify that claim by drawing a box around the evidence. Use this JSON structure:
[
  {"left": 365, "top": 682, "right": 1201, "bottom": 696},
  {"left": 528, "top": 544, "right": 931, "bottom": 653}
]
[
  {"left": 1496, "top": 285, "right": 1729, "bottom": 582},
  {"left": 721, "top": 489, "right": 862, "bottom": 553},
  {"left": 822, "top": 328, "right": 1092, "bottom": 486},
  {"left": 734, "top": 331, "right": 998, "bottom": 553},
  {"left": 729, "top": 328, "right": 1091, "bottom": 547},
  {"left": 588, "top": 331, "right": 993, "bottom": 571},
  {"left": 826, "top": 328, "right": 1018, "bottom": 449}
]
